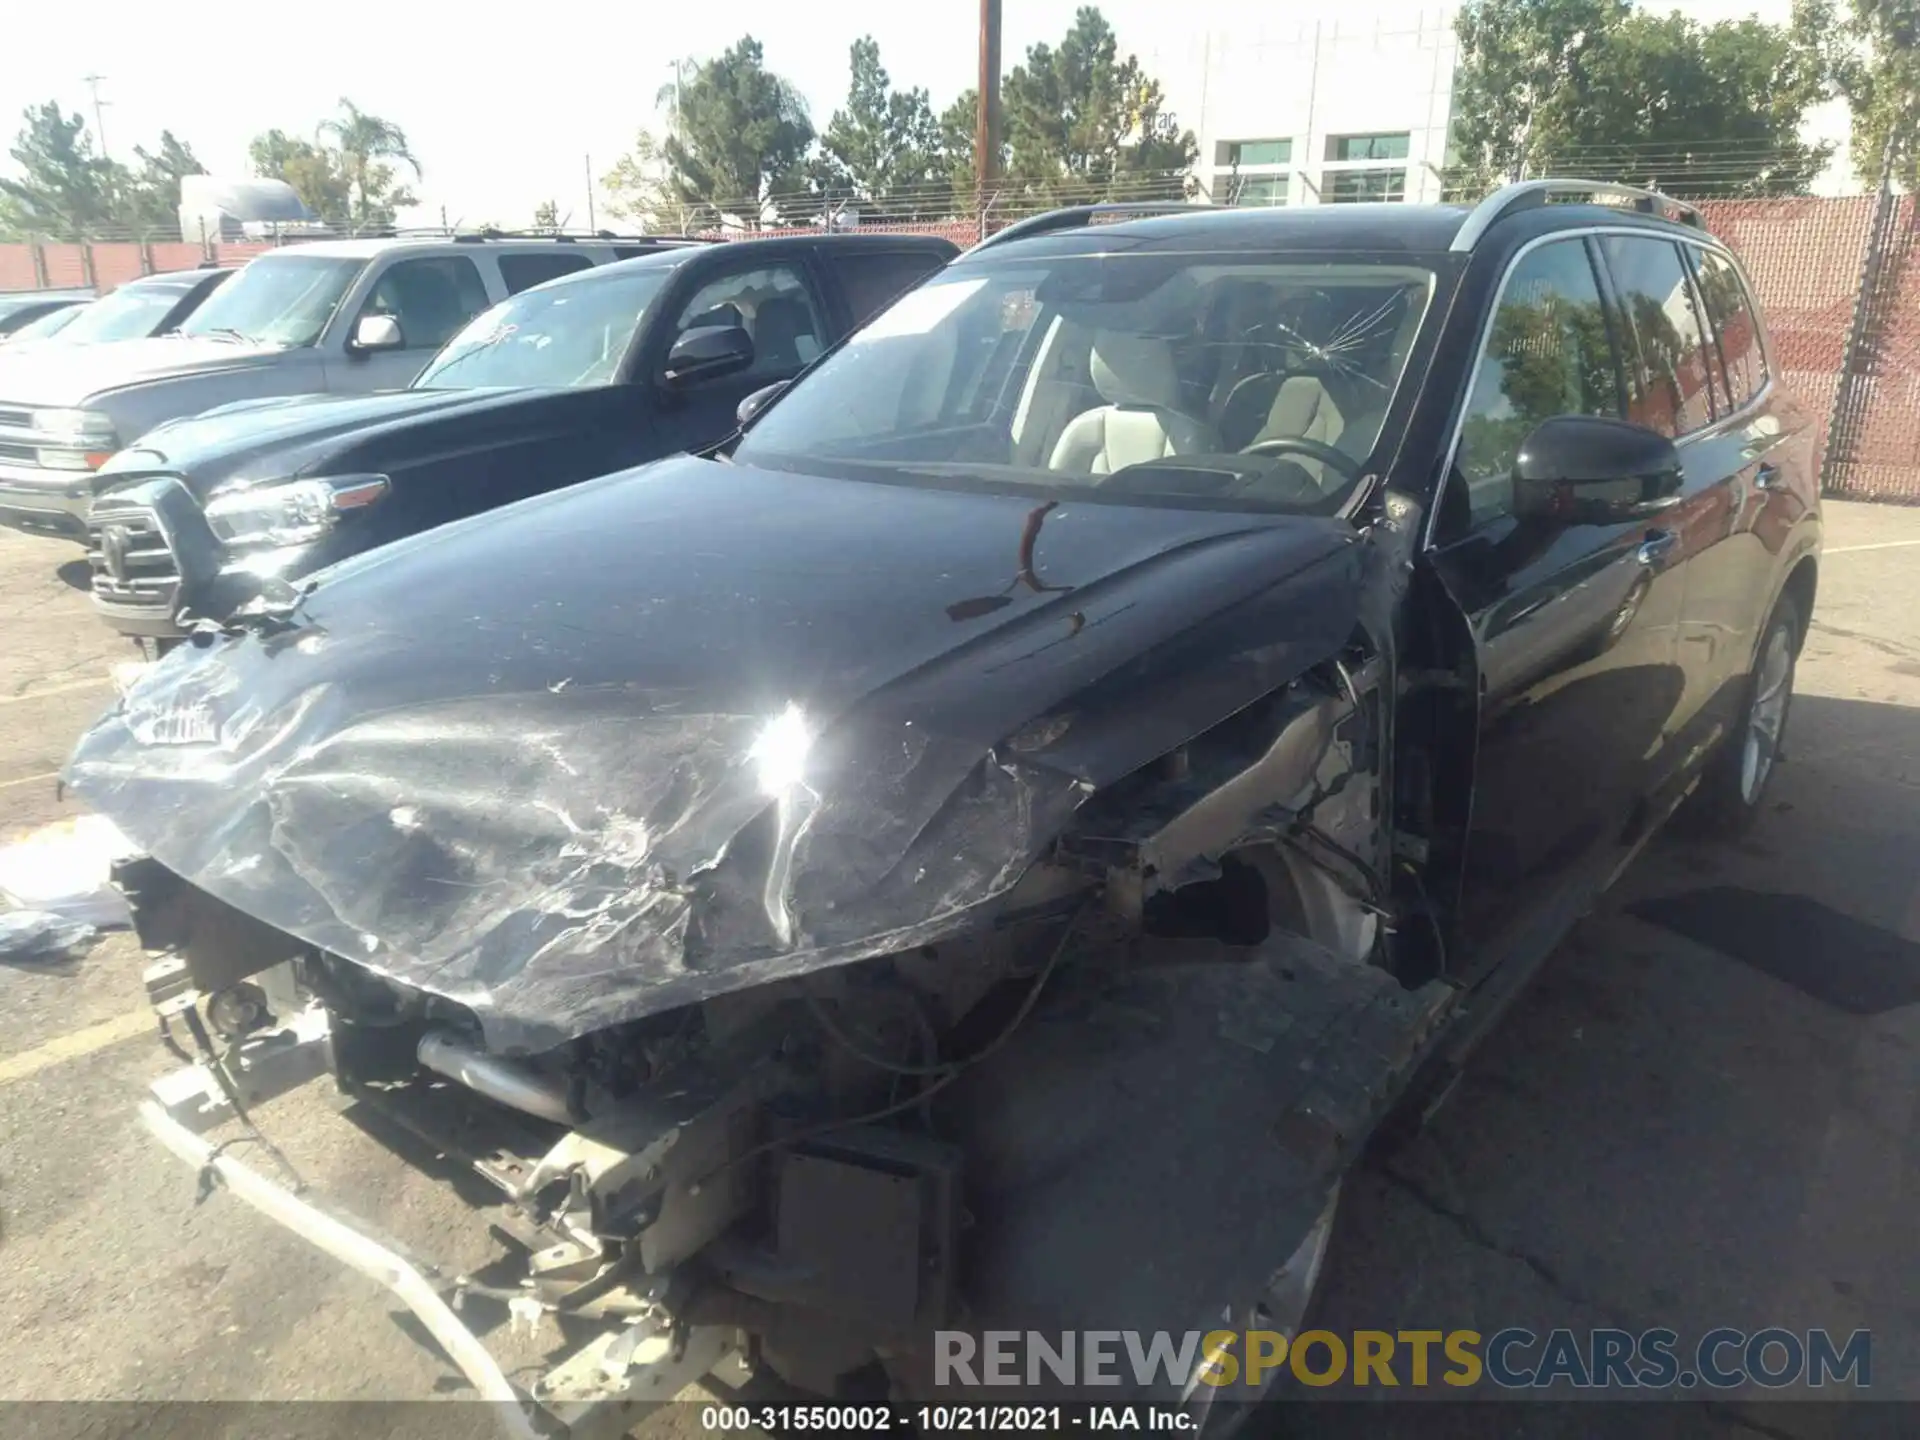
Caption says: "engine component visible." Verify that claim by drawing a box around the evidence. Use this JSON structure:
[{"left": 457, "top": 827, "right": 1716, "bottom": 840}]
[
  {"left": 206, "top": 982, "right": 270, "bottom": 1039},
  {"left": 417, "top": 1030, "right": 577, "bottom": 1126}
]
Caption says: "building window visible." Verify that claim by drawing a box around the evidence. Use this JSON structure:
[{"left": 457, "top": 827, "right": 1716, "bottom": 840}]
[
  {"left": 1326, "top": 169, "right": 1407, "bottom": 203},
  {"left": 1327, "top": 132, "right": 1410, "bottom": 162},
  {"left": 1213, "top": 173, "right": 1288, "bottom": 206},
  {"left": 1214, "top": 138, "right": 1292, "bottom": 168}
]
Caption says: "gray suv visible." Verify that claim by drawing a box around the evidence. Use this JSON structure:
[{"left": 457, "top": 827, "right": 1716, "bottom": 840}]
[{"left": 0, "top": 234, "right": 684, "bottom": 539}]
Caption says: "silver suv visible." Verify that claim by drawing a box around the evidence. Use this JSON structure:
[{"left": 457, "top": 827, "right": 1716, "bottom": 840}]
[{"left": 0, "top": 234, "right": 683, "bottom": 539}]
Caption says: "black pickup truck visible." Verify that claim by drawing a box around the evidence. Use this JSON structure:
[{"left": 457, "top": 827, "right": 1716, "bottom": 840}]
[{"left": 85, "top": 231, "right": 957, "bottom": 650}]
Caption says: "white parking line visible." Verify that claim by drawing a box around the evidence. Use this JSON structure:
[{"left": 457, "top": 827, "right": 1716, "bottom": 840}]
[
  {"left": 0, "top": 676, "right": 111, "bottom": 707},
  {"left": 0, "top": 1008, "right": 153, "bottom": 1088},
  {"left": 0, "top": 769, "right": 59, "bottom": 791},
  {"left": 1826, "top": 539, "right": 1920, "bottom": 555}
]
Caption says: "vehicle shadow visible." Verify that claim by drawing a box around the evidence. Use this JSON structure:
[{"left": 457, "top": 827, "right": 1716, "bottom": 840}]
[
  {"left": 1309, "top": 690, "right": 1920, "bottom": 1402},
  {"left": 55, "top": 557, "right": 90, "bottom": 592}
]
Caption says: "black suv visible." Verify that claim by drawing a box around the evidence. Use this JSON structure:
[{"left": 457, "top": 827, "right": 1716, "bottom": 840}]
[
  {"left": 72, "top": 184, "right": 1819, "bottom": 1422},
  {"left": 85, "top": 231, "right": 957, "bottom": 648}
]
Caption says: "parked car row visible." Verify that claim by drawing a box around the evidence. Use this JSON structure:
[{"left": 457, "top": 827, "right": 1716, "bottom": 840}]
[
  {"left": 0, "top": 288, "right": 94, "bottom": 339},
  {"left": 84, "top": 231, "right": 958, "bottom": 648},
  {"left": 66, "top": 182, "right": 1822, "bottom": 1433}
]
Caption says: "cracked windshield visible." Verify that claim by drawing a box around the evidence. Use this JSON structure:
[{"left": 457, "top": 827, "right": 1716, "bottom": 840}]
[{"left": 737, "top": 253, "right": 1434, "bottom": 511}]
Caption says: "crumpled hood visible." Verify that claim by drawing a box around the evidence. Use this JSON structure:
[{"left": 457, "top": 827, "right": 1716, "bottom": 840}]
[
  {"left": 0, "top": 335, "right": 286, "bottom": 405},
  {"left": 66, "top": 455, "right": 1363, "bottom": 1052}
]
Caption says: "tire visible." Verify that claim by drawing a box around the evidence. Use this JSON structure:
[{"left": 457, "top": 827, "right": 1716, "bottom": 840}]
[{"left": 1680, "top": 591, "right": 1802, "bottom": 837}]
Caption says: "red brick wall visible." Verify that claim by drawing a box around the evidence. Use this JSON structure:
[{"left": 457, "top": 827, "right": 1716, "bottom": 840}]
[{"left": 5, "top": 200, "right": 1915, "bottom": 499}]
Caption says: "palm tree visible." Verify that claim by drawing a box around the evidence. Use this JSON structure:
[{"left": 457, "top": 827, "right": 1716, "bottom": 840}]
[{"left": 318, "top": 99, "right": 421, "bottom": 229}]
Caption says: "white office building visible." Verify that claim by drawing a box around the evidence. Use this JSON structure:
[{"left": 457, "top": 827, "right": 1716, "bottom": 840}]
[
  {"left": 1135, "top": 6, "right": 1463, "bottom": 207},
  {"left": 1129, "top": 0, "right": 1854, "bottom": 206}
]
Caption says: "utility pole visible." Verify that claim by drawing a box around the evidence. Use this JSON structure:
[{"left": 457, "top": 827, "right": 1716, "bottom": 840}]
[
  {"left": 82, "top": 74, "right": 110, "bottom": 159},
  {"left": 975, "top": 0, "right": 1002, "bottom": 217},
  {"left": 585, "top": 154, "right": 596, "bottom": 232}
]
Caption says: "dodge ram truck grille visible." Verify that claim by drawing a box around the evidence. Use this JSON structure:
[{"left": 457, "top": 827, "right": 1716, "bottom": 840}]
[
  {"left": 87, "top": 502, "right": 181, "bottom": 613},
  {"left": 0, "top": 405, "right": 32, "bottom": 430}
]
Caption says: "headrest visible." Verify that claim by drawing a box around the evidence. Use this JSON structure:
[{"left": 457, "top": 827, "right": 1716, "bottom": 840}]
[{"left": 1090, "top": 331, "right": 1181, "bottom": 409}]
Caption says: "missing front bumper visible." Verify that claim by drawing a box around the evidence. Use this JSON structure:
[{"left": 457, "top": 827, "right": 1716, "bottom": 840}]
[{"left": 138, "top": 1008, "right": 740, "bottom": 1438}]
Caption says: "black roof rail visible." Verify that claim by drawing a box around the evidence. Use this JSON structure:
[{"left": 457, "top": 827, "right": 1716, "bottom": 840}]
[
  {"left": 447, "top": 228, "right": 714, "bottom": 247},
  {"left": 1450, "top": 179, "right": 1705, "bottom": 252},
  {"left": 968, "top": 200, "right": 1227, "bottom": 254}
]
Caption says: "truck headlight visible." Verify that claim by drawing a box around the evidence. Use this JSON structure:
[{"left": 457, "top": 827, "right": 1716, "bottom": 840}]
[
  {"left": 206, "top": 474, "right": 389, "bottom": 548},
  {"left": 31, "top": 407, "right": 118, "bottom": 468}
]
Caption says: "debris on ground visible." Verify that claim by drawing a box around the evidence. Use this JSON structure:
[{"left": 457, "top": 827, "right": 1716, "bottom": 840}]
[
  {"left": 0, "top": 908, "right": 100, "bottom": 963},
  {"left": 0, "top": 814, "right": 140, "bottom": 930}
]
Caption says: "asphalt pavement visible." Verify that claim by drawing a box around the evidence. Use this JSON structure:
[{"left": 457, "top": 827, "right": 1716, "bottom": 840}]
[{"left": 0, "top": 504, "right": 1916, "bottom": 1429}]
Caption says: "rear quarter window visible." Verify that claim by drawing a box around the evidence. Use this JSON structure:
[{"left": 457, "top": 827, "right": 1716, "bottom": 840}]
[{"left": 498, "top": 251, "right": 596, "bottom": 295}]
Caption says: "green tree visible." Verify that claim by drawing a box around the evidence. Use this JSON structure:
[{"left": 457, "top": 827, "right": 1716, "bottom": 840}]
[
  {"left": 0, "top": 101, "right": 123, "bottom": 237},
  {"left": 120, "top": 130, "right": 206, "bottom": 232},
  {"left": 1451, "top": 0, "right": 1838, "bottom": 197},
  {"left": 938, "top": 89, "right": 992, "bottom": 205},
  {"left": 317, "top": 99, "right": 421, "bottom": 228},
  {"left": 1833, "top": 0, "right": 1920, "bottom": 188},
  {"left": 658, "top": 37, "right": 814, "bottom": 223},
  {"left": 249, "top": 128, "right": 352, "bottom": 219},
  {"left": 999, "top": 8, "right": 1197, "bottom": 204},
  {"left": 815, "top": 37, "right": 948, "bottom": 218},
  {"left": 602, "top": 129, "right": 713, "bottom": 232}
]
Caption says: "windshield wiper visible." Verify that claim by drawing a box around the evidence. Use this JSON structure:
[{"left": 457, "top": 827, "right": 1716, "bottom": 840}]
[{"left": 198, "top": 327, "right": 256, "bottom": 345}]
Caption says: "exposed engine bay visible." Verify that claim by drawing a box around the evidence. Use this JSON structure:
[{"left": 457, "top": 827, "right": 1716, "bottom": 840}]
[{"left": 112, "top": 652, "right": 1456, "bottom": 1428}]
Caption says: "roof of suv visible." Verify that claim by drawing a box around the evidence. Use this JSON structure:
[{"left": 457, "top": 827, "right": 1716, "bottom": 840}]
[
  {"left": 248, "top": 236, "right": 655, "bottom": 261},
  {"left": 965, "top": 183, "right": 1714, "bottom": 261}
]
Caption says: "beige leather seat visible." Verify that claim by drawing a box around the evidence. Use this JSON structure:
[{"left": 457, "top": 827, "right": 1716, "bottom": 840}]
[
  {"left": 1258, "top": 375, "right": 1355, "bottom": 452},
  {"left": 1049, "top": 332, "right": 1214, "bottom": 474},
  {"left": 1248, "top": 373, "right": 1379, "bottom": 490}
]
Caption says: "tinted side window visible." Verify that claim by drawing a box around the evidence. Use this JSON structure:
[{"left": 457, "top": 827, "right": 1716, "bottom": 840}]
[
  {"left": 1454, "top": 238, "right": 1621, "bottom": 528},
  {"left": 828, "top": 250, "right": 948, "bottom": 327},
  {"left": 671, "top": 264, "right": 828, "bottom": 383},
  {"left": 498, "top": 251, "right": 594, "bottom": 295},
  {"left": 1598, "top": 236, "right": 1717, "bottom": 438},
  {"left": 1690, "top": 246, "right": 1767, "bottom": 410},
  {"left": 362, "top": 256, "right": 491, "bottom": 350}
]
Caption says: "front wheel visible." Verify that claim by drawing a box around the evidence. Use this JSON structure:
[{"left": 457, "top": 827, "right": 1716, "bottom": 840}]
[{"left": 1680, "top": 592, "right": 1801, "bottom": 836}]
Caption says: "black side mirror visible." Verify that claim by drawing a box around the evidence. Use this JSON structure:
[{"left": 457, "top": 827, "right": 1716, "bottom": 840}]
[
  {"left": 1512, "top": 415, "right": 1684, "bottom": 524},
  {"left": 736, "top": 380, "right": 789, "bottom": 428},
  {"left": 664, "top": 324, "right": 754, "bottom": 385}
]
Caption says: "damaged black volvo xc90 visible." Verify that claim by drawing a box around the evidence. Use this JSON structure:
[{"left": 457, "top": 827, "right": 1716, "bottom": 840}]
[{"left": 67, "top": 182, "right": 1820, "bottom": 1428}]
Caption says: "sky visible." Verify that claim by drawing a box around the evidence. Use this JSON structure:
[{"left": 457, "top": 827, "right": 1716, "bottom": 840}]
[{"left": 3, "top": 0, "right": 1813, "bottom": 229}]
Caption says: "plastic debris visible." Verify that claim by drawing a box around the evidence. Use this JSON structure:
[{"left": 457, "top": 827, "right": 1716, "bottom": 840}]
[
  {"left": 0, "top": 909, "right": 100, "bottom": 963},
  {"left": 0, "top": 814, "right": 141, "bottom": 930}
]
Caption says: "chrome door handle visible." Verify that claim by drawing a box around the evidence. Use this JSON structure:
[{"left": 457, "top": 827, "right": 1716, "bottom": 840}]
[
  {"left": 1755, "top": 463, "right": 1782, "bottom": 490},
  {"left": 1637, "top": 529, "right": 1679, "bottom": 566}
]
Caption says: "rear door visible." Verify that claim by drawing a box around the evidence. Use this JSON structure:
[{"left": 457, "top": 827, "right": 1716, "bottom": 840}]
[
  {"left": 1592, "top": 232, "right": 1758, "bottom": 775},
  {"left": 644, "top": 254, "right": 834, "bottom": 455},
  {"left": 1426, "top": 233, "right": 1689, "bottom": 961},
  {"left": 1672, "top": 242, "right": 1797, "bottom": 745}
]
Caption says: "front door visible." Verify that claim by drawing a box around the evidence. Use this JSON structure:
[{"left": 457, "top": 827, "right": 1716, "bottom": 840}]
[
  {"left": 336, "top": 255, "right": 495, "bottom": 392},
  {"left": 647, "top": 259, "right": 833, "bottom": 456},
  {"left": 1426, "top": 234, "right": 1690, "bottom": 960}
]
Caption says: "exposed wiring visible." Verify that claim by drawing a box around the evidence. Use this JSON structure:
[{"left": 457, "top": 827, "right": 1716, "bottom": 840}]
[
  {"left": 804, "top": 991, "right": 957, "bottom": 1078},
  {"left": 692, "top": 904, "right": 1089, "bottom": 1193},
  {"left": 180, "top": 1003, "right": 308, "bottom": 1196}
]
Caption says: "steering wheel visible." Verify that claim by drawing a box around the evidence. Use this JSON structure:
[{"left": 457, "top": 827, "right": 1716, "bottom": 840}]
[{"left": 1239, "top": 435, "right": 1365, "bottom": 480}]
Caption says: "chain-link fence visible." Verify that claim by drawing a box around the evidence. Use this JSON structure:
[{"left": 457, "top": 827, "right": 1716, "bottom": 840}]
[{"left": 5, "top": 178, "right": 1917, "bottom": 502}]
